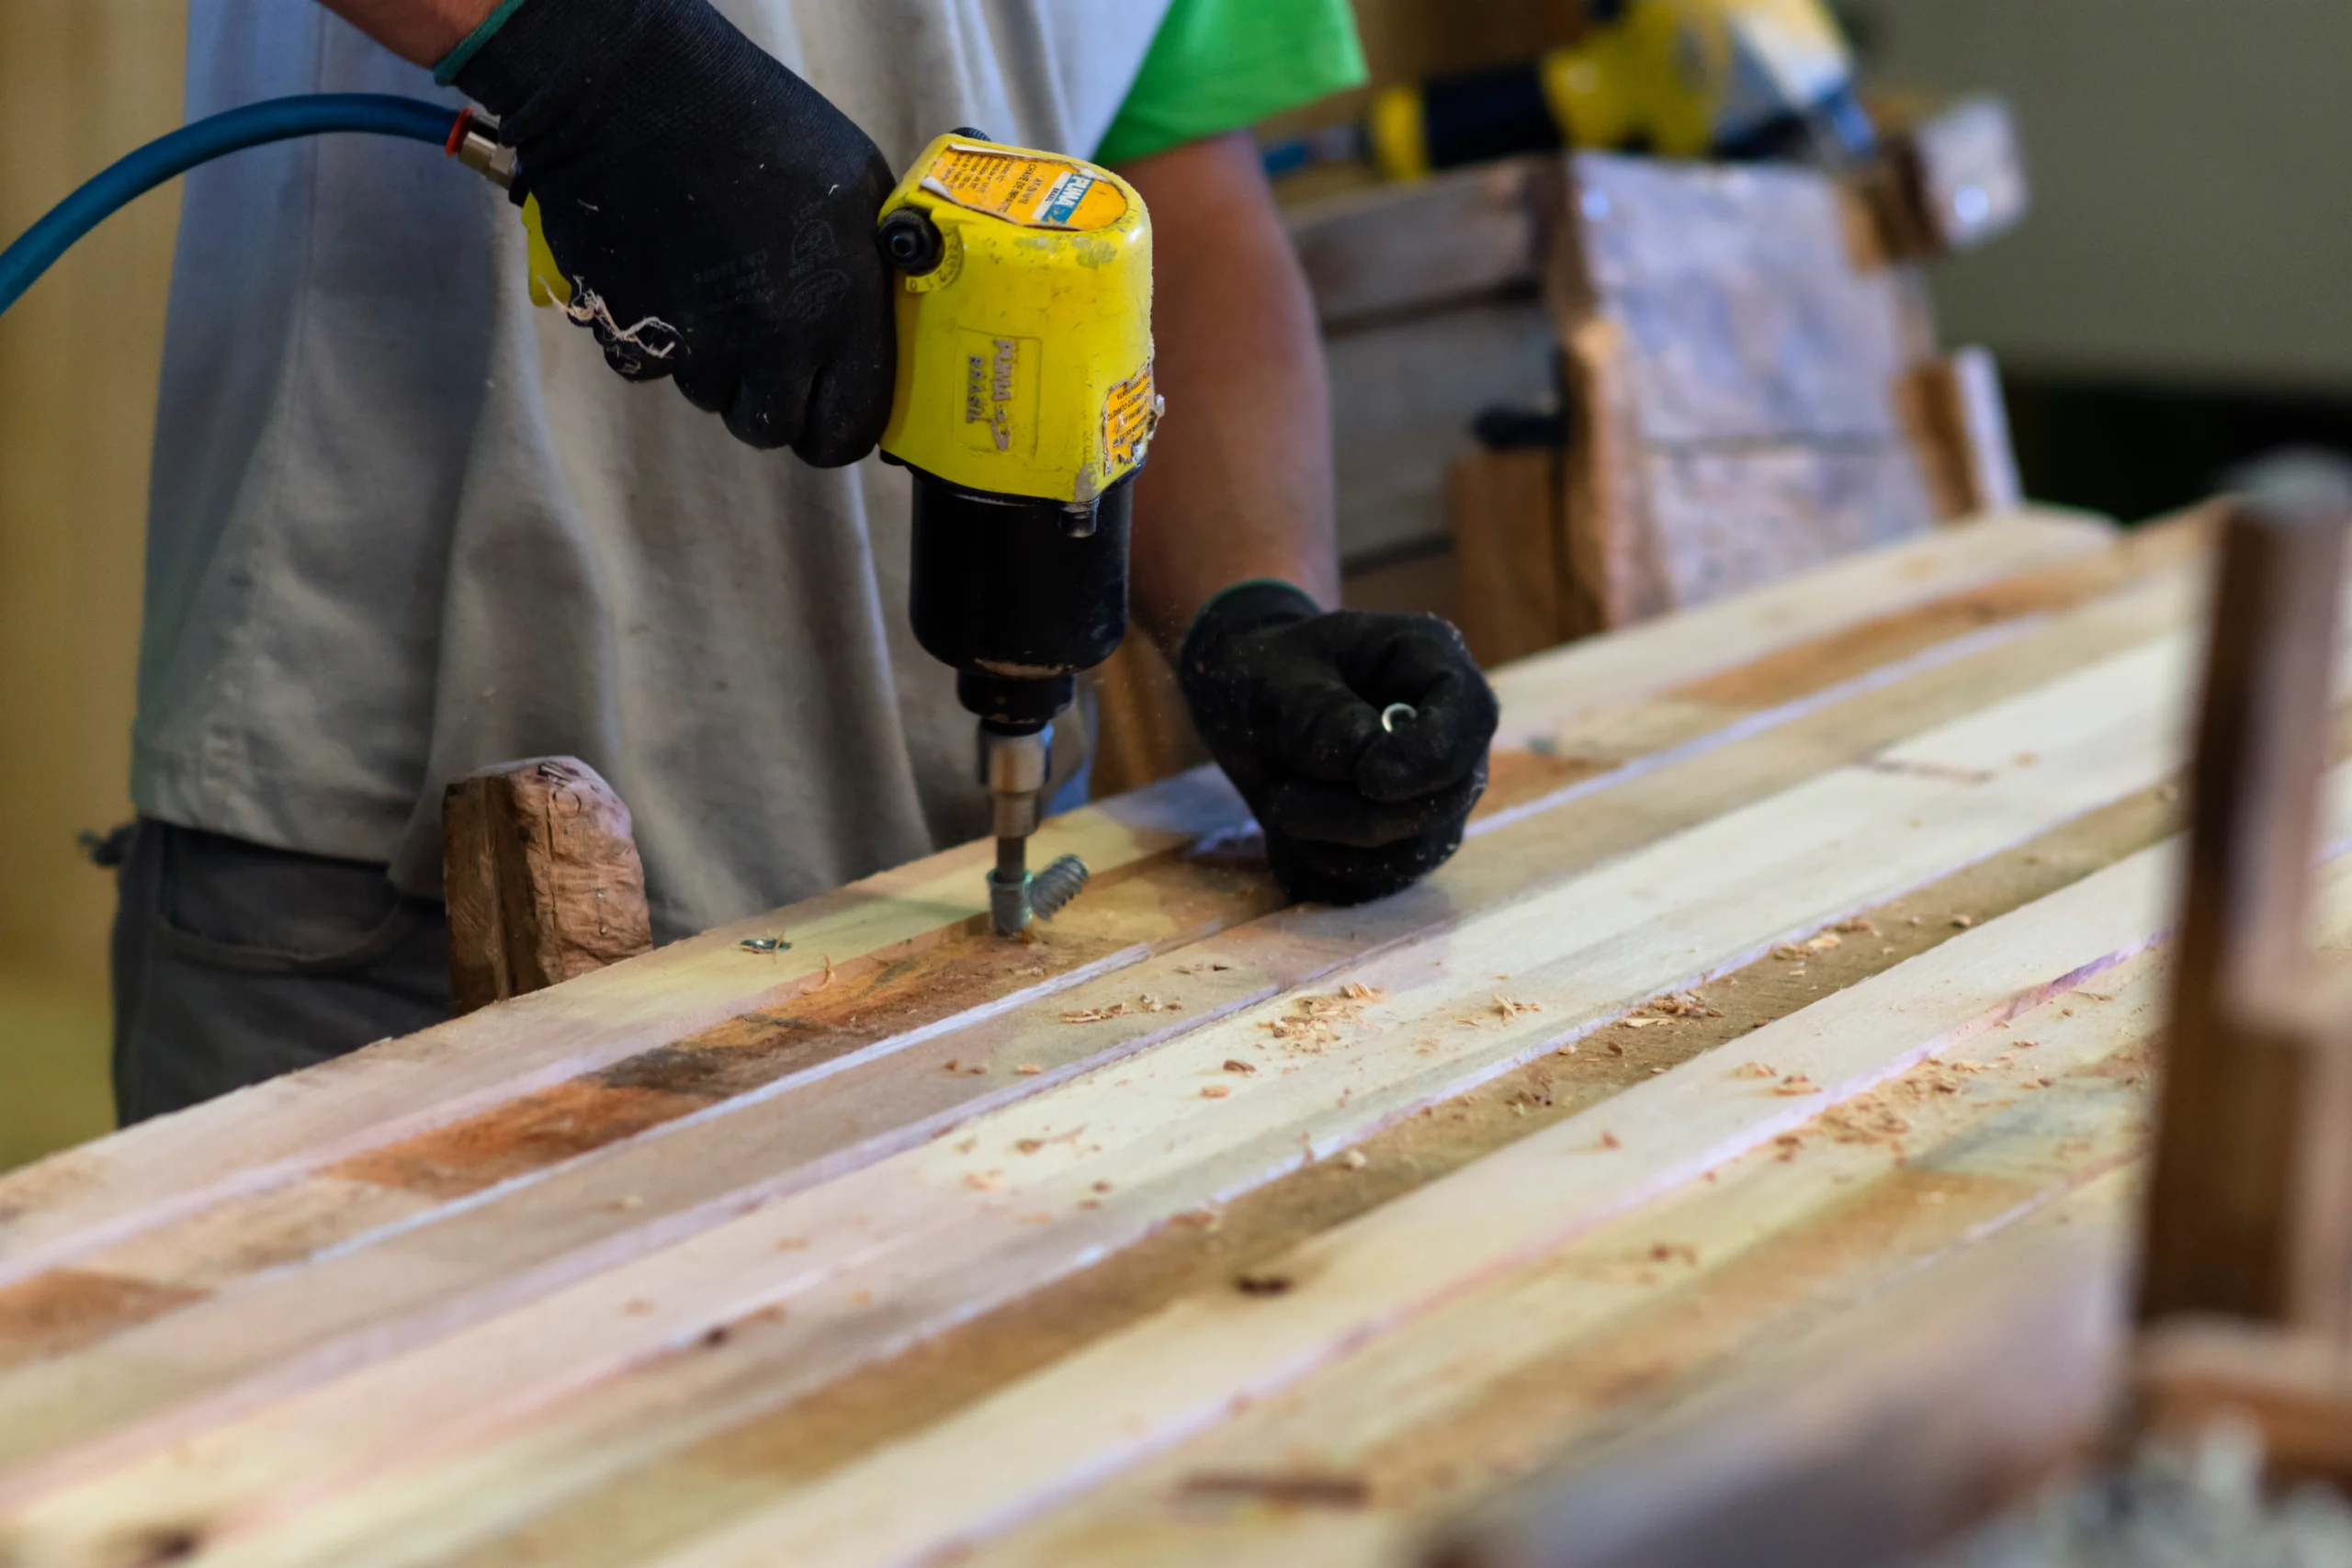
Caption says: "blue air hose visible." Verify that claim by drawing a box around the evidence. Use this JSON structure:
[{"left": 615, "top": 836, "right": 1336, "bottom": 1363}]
[{"left": 0, "top": 95, "right": 462, "bottom": 317}]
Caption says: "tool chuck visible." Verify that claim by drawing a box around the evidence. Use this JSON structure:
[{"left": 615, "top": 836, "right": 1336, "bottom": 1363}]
[{"left": 873, "top": 132, "right": 1158, "bottom": 937}]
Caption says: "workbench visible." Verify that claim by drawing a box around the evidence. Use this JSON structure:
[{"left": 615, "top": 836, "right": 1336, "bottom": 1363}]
[{"left": 0, "top": 505, "right": 2293, "bottom": 1568}]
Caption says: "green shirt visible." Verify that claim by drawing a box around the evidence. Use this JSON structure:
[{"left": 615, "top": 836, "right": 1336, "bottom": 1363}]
[{"left": 1093, "top": 0, "right": 1369, "bottom": 166}]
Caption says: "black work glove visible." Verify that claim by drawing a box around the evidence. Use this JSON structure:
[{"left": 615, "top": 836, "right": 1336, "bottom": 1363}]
[
  {"left": 452, "top": 0, "right": 897, "bottom": 463},
  {"left": 1179, "top": 582, "right": 1499, "bottom": 906}
]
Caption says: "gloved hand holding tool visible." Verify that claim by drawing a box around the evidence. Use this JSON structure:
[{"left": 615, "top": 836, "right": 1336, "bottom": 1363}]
[
  {"left": 0, "top": 0, "right": 1498, "bottom": 930},
  {"left": 1181, "top": 582, "right": 1498, "bottom": 907},
  {"left": 444, "top": 0, "right": 900, "bottom": 462}
]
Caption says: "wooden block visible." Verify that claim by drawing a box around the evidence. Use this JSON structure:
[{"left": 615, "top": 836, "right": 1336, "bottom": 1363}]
[
  {"left": 1556, "top": 316, "right": 1666, "bottom": 632},
  {"left": 442, "top": 758, "right": 654, "bottom": 1015},
  {"left": 2137, "top": 1317, "right": 2352, "bottom": 1482},
  {"left": 1566, "top": 153, "right": 1916, "bottom": 446},
  {"left": 1871, "top": 97, "right": 2030, "bottom": 262},
  {"left": 1449, "top": 446, "right": 1566, "bottom": 666},
  {"left": 1550, "top": 152, "right": 1945, "bottom": 627},
  {"left": 2140, "top": 478, "right": 2352, "bottom": 1334},
  {"left": 1900, "top": 347, "right": 2025, "bottom": 523}
]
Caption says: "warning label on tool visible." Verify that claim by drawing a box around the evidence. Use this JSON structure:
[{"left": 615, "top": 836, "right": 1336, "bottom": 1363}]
[
  {"left": 1102, "top": 359, "right": 1159, "bottom": 470},
  {"left": 921, "top": 145, "right": 1128, "bottom": 231}
]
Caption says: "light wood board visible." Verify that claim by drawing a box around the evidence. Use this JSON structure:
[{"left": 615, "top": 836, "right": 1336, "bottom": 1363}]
[{"left": 0, "top": 513, "right": 2277, "bottom": 1568}]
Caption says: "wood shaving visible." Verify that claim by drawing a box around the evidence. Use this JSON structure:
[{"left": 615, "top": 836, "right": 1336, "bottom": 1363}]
[
  {"left": 1650, "top": 1242, "right": 1698, "bottom": 1265},
  {"left": 1202, "top": 1084, "right": 1231, "bottom": 1099},
  {"left": 1599, "top": 1131, "right": 1622, "bottom": 1150},
  {"left": 1733, "top": 1062, "right": 1776, "bottom": 1079},
  {"left": 964, "top": 1170, "right": 1003, "bottom": 1190},
  {"left": 1060, "top": 994, "right": 1183, "bottom": 1024},
  {"left": 1341, "top": 1149, "right": 1367, "bottom": 1170},
  {"left": 1222, "top": 1059, "right": 1257, "bottom": 1075},
  {"left": 1645, "top": 991, "right": 1724, "bottom": 1020},
  {"left": 1259, "top": 985, "right": 1385, "bottom": 1053},
  {"left": 815, "top": 953, "right": 836, "bottom": 991},
  {"left": 1803, "top": 931, "right": 1843, "bottom": 953},
  {"left": 1951, "top": 914, "right": 1976, "bottom": 929},
  {"left": 1491, "top": 995, "right": 1540, "bottom": 1019},
  {"left": 1835, "top": 916, "right": 1879, "bottom": 934},
  {"left": 1174, "top": 961, "right": 1235, "bottom": 976},
  {"left": 1015, "top": 1064, "right": 1043, "bottom": 1076},
  {"left": 1774, "top": 1074, "right": 1818, "bottom": 1096},
  {"left": 1622, "top": 1016, "right": 1664, "bottom": 1030}
]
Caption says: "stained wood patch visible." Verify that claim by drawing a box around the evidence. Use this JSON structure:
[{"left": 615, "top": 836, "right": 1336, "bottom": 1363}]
[{"left": 0, "top": 1271, "right": 204, "bottom": 1373}]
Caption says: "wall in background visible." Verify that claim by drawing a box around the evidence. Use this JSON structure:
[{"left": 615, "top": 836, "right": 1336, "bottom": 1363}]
[
  {"left": 0, "top": 1, "right": 187, "bottom": 1167},
  {"left": 1845, "top": 0, "right": 2352, "bottom": 395}
]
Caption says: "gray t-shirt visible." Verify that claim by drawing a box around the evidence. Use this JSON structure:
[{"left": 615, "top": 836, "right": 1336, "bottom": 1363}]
[{"left": 138, "top": 0, "right": 1170, "bottom": 940}]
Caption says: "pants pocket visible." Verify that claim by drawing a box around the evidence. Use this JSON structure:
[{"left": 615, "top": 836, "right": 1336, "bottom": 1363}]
[{"left": 149, "top": 821, "right": 428, "bottom": 976}]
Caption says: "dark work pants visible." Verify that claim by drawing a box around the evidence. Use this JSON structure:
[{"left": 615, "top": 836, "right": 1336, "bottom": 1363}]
[{"left": 109, "top": 820, "right": 455, "bottom": 1125}]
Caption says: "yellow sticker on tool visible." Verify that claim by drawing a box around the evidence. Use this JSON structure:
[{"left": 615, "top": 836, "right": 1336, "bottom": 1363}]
[
  {"left": 921, "top": 145, "right": 1128, "bottom": 231},
  {"left": 1102, "top": 359, "right": 1159, "bottom": 470}
]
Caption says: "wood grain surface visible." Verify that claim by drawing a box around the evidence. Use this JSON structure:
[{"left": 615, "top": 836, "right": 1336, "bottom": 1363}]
[{"left": 0, "top": 513, "right": 2283, "bottom": 1568}]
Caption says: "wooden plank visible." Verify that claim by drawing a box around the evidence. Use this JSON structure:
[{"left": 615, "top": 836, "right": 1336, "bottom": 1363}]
[
  {"left": 0, "top": 514, "right": 2131, "bottom": 1294},
  {"left": 1285, "top": 159, "right": 1544, "bottom": 332},
  {"left": 442, "top": 757, "right": 654, "bottom": 1014},
  {"left": 1422, "top": 1190, "right": 2121, "bottom": 1568},
  {"left": 0, "top": 627, "right": 2258, "bottom": 1566},
  {"left": 578, "top": 805, "right": 2313, "bottom": 1568},
  {"left": 0, "top": 769, "right": 1251, "bottom": 1285},
  {"left": 1327, "top": 299, "right": 1557, "bottom": 567},
  {"left": 0, "top": 521, "right": 2186, "bottom": 1350},
  {"left": 0, "top": 546, "right": 2207, "bottom": 1501},
  {"left": 973, "top": 998, "right": 2166, "bottom": 1568},
  {"left": 1488, "top": 509, "right": 2120, "bottom": 748}
]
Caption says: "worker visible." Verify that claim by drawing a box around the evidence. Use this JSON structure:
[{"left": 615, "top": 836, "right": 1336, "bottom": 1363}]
[{"left": 107, "top": 0, "right": 1498, "bottom": 1122}]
